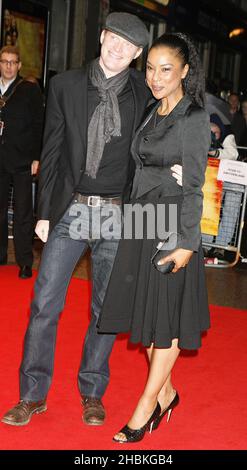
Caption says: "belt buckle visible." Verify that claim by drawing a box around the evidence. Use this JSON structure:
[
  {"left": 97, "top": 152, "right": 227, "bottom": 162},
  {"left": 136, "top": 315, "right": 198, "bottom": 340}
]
[{"left": 88, "top": 195, "right": 101, "bottom": 207}]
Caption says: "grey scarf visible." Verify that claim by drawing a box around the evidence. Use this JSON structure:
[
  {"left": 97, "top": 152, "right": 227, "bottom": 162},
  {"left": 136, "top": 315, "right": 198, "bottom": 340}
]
[{"left": 85, "top": 58, "right": 129, "bottom": 179}]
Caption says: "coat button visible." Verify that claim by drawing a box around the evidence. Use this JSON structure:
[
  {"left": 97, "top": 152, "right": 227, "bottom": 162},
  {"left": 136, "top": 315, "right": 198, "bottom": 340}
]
[
  {"left": 140, "top": 154, "right": 146, "bottom": 160},
  {"left": 143, "top": 137, "right": 149, "bottom": 143}
]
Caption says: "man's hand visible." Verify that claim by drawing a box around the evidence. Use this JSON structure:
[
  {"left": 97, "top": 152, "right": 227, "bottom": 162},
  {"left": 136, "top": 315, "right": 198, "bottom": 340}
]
[
  {"left": 157, "top": 248, "right": 193, "bottom": 273},
  {"left": 171, "top": 164, "right": 182, "bottom": 186},
  {"left": 35, "top": 220, "right": 49, "bottom": 242},
  {"left": 31, "top": 160, "right": 39, "bottom": 175}
]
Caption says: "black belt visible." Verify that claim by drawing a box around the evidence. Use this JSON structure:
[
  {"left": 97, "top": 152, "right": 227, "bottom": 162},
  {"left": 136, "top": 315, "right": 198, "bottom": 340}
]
[{"left": 74, "top": 192, "right": 122, "bottom": 207}]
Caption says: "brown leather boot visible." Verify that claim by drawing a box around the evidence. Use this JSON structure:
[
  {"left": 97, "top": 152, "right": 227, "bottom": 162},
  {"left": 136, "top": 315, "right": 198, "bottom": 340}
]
[
  {"left": 81, "top": 396, "right": 105, "bottom": 426},
  {"left": 1, "top": 400, "right": 47, "bottom": 426}
]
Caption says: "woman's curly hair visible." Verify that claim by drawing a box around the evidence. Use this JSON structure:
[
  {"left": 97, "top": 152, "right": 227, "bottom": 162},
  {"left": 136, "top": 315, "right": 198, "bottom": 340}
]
[{"left": 150, "top": 32, "right": 205, "bottom": 108}]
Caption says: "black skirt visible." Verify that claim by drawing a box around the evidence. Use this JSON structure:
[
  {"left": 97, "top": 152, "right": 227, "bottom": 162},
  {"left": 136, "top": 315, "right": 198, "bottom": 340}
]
[{"left": 98, "top": 195, "right": 210, "bottom": 350}]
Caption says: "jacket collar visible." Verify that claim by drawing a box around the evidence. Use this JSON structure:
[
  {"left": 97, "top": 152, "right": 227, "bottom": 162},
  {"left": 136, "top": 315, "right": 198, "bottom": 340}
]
[
  {"left": 1, "top": 74, "right": 23, "bottom": 97},
  {"left": 138, "top": 94, "right": 193, "bottom": 134},
  {"left": 130, "top": 94, "right": 194, "bottom": 166}
]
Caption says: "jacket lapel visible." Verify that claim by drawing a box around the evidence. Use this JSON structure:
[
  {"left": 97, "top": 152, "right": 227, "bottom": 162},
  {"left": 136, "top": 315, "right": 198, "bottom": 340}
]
[
  {"left": 131, "top": 95, "right": 193, "bottom": 166},
  {"left": 129, "top": 71, "right": 152, "bottom": 139},
  {"left": 130, "top": 101, "right": 159, "bottom": 166},
  {"left": 158, "top": 94, "right": 192, "bottom": 130},
  {"left": 2, "top": 75, "right": 22, "bottom": 97},
  {"left": 136, "top": 100, "right": 159, "bottom": 134},
  {"left": 72, "top": 66, "right": 88, "bottom": 163}
]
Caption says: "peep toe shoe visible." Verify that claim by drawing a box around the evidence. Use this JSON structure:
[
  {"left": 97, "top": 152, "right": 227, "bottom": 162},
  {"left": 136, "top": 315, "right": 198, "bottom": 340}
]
[{"left": 113, "top": 402, "right": 161, "bottom": 443}]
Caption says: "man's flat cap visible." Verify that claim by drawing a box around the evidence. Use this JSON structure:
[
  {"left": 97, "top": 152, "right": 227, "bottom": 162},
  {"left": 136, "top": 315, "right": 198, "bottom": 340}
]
[{"left": 105, "top": 12, "right": 149, "bottom": 48}]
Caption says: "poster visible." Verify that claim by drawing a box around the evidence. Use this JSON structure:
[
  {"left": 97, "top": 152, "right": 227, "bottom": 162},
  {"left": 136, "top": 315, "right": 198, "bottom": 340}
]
[
  {"left": 2, "top": 7, "right": 45, "bottom": 79},
  {"left": 0, "top": 1, "right": 49, "bottom": 238},
  {"left": 201, "top": 157, "right": 223, "bottom": 236},
  {"left": 1, "top": 0, "right": 49, "bottom": 84}
]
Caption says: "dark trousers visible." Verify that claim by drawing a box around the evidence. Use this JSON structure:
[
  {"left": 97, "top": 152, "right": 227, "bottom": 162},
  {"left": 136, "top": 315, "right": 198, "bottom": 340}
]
[
  {"left": 0, "top": 167, "right": 33, "bottom": 266},
  {"left": 20, "top": 200, "right": 120, "bottom": 401}
]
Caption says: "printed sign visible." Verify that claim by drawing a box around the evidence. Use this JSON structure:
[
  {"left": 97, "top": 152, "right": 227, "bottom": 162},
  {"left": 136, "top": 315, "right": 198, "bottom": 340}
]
[{"left": 217, "top": 159, "right": 247, "bottom": 185}]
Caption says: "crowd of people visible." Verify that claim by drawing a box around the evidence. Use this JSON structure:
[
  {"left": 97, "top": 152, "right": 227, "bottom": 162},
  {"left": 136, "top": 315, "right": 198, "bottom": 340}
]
[{"left": 202, "top": 91, "right": 247, "bottom": 260}]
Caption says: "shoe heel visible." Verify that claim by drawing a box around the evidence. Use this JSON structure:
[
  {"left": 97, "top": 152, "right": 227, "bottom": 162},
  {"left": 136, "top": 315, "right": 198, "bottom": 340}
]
[
  {"left": 149, "top": 420, "right": 154, "bottom": 434},
  {"left": 153, "top": 392, "right": 179, "bottom": 431},
  {"left": 167, "top": 408, "right": 172, "bottom": 423},
  {"left": 36, "top": 404, "right": 47, "bottom": 415}
]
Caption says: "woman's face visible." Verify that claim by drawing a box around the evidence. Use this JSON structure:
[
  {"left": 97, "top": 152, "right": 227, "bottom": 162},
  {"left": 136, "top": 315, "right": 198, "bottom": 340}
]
[{"left": 146, "top": 46, "right": 189, "bottom": 101}]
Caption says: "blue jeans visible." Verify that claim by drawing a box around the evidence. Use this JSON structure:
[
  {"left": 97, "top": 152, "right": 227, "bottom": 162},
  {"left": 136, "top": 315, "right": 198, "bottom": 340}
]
[{"left": 20, "top": 199, "right": 120, "bottom": 401}]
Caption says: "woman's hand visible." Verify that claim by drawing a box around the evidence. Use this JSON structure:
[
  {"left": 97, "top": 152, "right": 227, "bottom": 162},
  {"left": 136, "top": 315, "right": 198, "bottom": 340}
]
[
  {"left": 157, "top": 248, "right": 193, "bottom": 273},
  {"left": 171, "top": 164, "right": 182, "bottom": 186},
  {"left": 31, "top": 160, "right": 40, "bottom": 175}
]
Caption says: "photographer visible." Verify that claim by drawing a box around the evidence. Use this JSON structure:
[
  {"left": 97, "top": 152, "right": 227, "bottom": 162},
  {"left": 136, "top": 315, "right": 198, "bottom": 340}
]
[{"left": 208, "top": 113, "right": 238, "bottom": 161}]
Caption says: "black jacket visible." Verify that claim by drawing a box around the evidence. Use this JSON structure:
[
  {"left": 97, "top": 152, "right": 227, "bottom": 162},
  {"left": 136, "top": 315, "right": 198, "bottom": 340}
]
[
  {"left": 130, "top": 95, "right": 211, "bottom": 251},
  {"left": 37, "top": 66, "right": 151, "bottom": 231},
  {"left": 0, "top": 76, "right": 44, "bottom": 172}
]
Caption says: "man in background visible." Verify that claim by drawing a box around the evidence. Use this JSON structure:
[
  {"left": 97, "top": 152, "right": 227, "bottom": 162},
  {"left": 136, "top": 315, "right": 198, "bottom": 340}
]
[
  {"left": 228, "top": 92, "right": 246, "bottom": 146},
  {"left": 0, "top": 45, "right": 44, "bottom": 278}
]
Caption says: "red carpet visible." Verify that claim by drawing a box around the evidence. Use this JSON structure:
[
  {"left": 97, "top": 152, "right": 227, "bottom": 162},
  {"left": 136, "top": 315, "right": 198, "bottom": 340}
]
[{"left": 0, "top": 265, "right": 246, "bottom": 450}]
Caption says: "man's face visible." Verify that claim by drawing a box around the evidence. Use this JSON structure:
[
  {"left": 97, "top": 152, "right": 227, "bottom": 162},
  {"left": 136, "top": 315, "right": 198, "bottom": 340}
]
[
  {"left": 228, "top": 94, "right": 239, "bottom": 112},
  {"left": 0, "top": 52, "right": 21, "bottom": 81},
  {"left": 241, "top": 101, "right": 247, "bottom": 116},
  {"left": 99, "top": 30, "right": 142, "bottom": 77}
]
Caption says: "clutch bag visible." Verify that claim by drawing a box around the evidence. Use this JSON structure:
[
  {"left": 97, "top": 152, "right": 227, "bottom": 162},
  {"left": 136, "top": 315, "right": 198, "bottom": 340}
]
[{"left": 151, "top": 232, "right": 182, "bottom": 274}]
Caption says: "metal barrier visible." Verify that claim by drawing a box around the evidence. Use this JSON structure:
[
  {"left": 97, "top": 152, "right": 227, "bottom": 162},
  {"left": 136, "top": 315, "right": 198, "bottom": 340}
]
[{"left": 202, "top": 181, "right": 247, "bottom": 268}]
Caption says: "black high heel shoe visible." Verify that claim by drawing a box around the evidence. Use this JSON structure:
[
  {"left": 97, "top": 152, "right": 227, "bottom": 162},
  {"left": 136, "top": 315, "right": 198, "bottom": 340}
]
[
  {"left": 152, "top": 392, "right": 179, "bottom": 431},
  {"left": 113, "top": 402, "right": 161, "bottom": 443}
]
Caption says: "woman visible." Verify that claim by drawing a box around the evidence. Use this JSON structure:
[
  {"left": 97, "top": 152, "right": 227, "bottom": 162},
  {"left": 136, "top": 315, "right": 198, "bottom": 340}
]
[{"left": 98, "top": 32, "right": 211, "bottom": 443}]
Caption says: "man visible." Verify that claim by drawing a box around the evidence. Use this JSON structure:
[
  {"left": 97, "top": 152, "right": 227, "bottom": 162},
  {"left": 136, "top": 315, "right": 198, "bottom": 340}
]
[
  {"left": 228, "top": 92, "right": 246, "bottom": 146},
  {"left": 0, "top": 45, "right": 44, "bottom": 278},
  {"left": 2, "top": 13, "right": 151, "bottom": 427}
]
